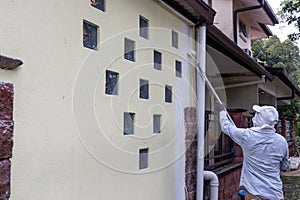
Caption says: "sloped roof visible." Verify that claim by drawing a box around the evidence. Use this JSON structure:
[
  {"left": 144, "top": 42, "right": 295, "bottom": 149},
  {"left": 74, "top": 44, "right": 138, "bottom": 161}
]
[{"left": 266, "top": 67, "right": 300, "bottom": 99}]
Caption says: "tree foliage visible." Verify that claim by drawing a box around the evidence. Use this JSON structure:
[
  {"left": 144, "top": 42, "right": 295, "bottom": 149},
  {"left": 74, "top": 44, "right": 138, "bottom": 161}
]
[
  {"left": 252, "top": 35, "right": 300, "bottom": 86},
  {"left": 280, "top": 0, "right": 300, "bottom": 41},
  {"left": 252, "top": 36, "right": 300, "bottom": 119}
]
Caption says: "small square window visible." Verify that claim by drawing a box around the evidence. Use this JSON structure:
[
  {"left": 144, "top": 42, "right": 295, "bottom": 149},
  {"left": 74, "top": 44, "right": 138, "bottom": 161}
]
[
  {"left": 91, "top": 0, "right": 105, "bottom": 12},
  {"left": 165, "top": 85, "right": 172, "bottom": 103},
  {"left": 105, "top": 70, "right": 119, "bottom": 95},
  {"left": 175, "top": 60, "right": 182, "bottom": 78},
  {"left": 139, "top": 16, "right": 149, "bottom": 39},
  {"left": 124, "top": 38, "right": 135, "bottom": 62},
  {"left": 83, "top": 20, "right": 98, "bottom": 50},
  {"left": 154, "top": 50, "right": 162, "bottom": 70},
  {"left": 153, "top": 114, "right": 161, "bottom": 134},
  {"left": 172, "top": 30, "right": 178, "bottom": 49},
  {"left": 139, "top": 148, "right": 149, "bottom": 170},
  {"left": 124, "top": 112, "right": 135, "bottom": 135},
  {"left": 139, "top": 79, "right": 149, "bottom": 99}
]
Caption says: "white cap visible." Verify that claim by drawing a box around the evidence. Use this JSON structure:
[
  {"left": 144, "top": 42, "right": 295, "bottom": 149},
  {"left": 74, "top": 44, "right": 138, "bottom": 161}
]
[{"left": 252, "top": 105, "right": 279, "bottom": 126}]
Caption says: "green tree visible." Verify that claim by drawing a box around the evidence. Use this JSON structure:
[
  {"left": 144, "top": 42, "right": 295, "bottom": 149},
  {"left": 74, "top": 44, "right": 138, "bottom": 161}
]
[
  {"left": 280, "top": 0, "right": 300, "bottom": 41},
  {"left": 252, "top": 35, "right": 300, "bottom": 86}
]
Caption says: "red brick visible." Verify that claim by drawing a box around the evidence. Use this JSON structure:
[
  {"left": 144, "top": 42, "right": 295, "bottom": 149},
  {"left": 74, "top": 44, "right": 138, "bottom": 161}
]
[
  {"left": 233, "top": 156, "right": 243, "bottom": 163},
  {"left": 0, "top": 83, "right": 13, "bottom": 120},
  {"left": 188, "top": 191, "right": 196, "bottom": 200},
  {"left": 0, "top": 160, "right": 10, "bottom": 200},
  {"left": 186, "top": 139, "right": 197, "bottom": 156},
  {"left": 0, "top": 120, "right": 14, "bottom": 159},
  {"left": 219, "top": 177, "right": 225, "bottom": 190},
  {"left": 233, "top": 144, "right": 243, "bottom": 157},
  {"left": 184, "top": 107, "right": 197, "bottom": 123},
  {"left": 185, "top": 123, "right": 198, "bottom": 140},
  {"left": 185, "top": 173, "right": 197, "bottom": 192},
  {"left": 185, "top": 155, "right": 197, "bottom": 174}
]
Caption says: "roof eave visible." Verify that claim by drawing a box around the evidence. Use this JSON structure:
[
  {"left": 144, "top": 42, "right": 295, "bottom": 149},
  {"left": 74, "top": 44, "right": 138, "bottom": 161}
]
[
  {"left": 266, "top": 67, "right": 300, "bottom": 97},
  {"left": 207, "top": 25, "right": 274, "bottom": 81},
  {"left": 160, "top": 0, "right": 216, "bottom": 25}
]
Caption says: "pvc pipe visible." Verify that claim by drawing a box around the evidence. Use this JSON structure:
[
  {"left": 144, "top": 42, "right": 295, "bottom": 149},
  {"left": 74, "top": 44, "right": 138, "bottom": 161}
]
[
  {"left": 203, "top": 171, "right": 219, "bottom": 200},
  {"left": 196, "top": 24, "right": 206, "bottom": 200}
]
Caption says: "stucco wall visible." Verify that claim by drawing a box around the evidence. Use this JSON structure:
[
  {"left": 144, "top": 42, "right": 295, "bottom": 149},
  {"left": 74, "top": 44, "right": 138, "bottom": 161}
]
[
  {"left": 226, "top": 85, "right": 258, "bottom": 112},
  {"left": 0, "top": 0, "right": 197, "bottom": 199}
]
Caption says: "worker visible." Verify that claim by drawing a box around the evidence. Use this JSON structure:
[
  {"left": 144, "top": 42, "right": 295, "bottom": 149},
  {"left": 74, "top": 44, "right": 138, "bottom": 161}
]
[{"left": 218, "top": 104, "right": 289, "bottom": 200}]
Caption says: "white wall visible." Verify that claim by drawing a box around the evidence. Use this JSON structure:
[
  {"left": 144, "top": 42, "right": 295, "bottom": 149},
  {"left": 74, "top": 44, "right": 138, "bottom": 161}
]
[{"left": 0, "top": 0, "right": 196, "bottom": 199}]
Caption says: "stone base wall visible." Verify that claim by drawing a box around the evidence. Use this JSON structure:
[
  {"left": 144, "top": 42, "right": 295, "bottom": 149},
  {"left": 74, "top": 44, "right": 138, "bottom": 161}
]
[
  {"left": 0, "top": 82, "right": 14, "bottom": 200},
  {"left": 217, "top": 167, "right": 242, "bottom": 200},
  {"left": 184, "top": 107, "right": 198, "bottom": 200}
]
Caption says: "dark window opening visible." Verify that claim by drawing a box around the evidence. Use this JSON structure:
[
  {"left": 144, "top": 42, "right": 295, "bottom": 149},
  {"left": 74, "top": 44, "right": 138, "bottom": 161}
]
[
  {"left": 105, "top": 70, "right": 119, "bottom": 95},
  {"left": 124, "top": 38, "right": 135, "bottom": 62},
  {"left": 175, "top": 60, "right": 182, "bottom": 78},
  {"left": 239, "top": 21, "right": 248, "bottom": 38},
  {"left": 165, "top": 85, "right": 172, "bottom": 103},
  {"left": 154, "top": 50, "right": 162, "bottom": 70},
  {"left": 153, "top": 114, "right": 161, "bottom": 134},
  {"left": 139, "top": 16, "right": 149, "bottom": 39},
  {"left": 139, "top": 79, "right": 149, "bottom": 99},
  {"left": 139, "top": 148, "right": 149, "bottom": 170},
  {"left": 91, "top": 0, "right": 105, "bottom": 11},
  {"left": 124, "top": 112, "right": 135, "bottom": 135},
  {"left": 83, "top": 20, "right": 98, "bottom": 50},
  {"left": 172, "top": 30, "right": 178, "bottom": 49}
]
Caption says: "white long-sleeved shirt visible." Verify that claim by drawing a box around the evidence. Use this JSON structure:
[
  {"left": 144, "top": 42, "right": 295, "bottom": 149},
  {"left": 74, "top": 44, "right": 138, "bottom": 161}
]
[{"left": 219, "top": 111, "right": 289, "bottom": 199}]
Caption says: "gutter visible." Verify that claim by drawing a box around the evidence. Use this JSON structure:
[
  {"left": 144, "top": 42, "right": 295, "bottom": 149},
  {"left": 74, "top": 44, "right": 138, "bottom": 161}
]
[
  {"left": 277, "top": 88, "right": 295, "bottom": 101},
  {"left": 233, "top": 0, "right": 265, "bottom": 43}
]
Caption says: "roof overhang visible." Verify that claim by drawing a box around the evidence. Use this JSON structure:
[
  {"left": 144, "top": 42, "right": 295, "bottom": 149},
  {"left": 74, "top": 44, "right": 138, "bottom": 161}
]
[
  {"left": 266, "top": 67, "right": 300, "bottom": 100},
  {"left": 160, "top": 0, "right": 216, "bottom": 25},
  {"left": 237, "top": 0, "right": 278, "bottom": 39},
  {"left": 207, "top": 25, "right": 274, "bottom": 82}
]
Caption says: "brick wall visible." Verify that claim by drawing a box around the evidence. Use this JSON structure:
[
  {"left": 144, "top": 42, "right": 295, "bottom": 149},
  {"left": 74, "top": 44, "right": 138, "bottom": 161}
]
[
  {"left": 184, "top": 107, "right": 243, "bottom": 200},
  {"left": 184, "top": 107, "right": 198, "bottom": 200},
  {"left": 216, "top": 165, "right": 242, "bottom": 200},
  {"left": 0, "top": 82, "right": 14, "bottom": 200}
]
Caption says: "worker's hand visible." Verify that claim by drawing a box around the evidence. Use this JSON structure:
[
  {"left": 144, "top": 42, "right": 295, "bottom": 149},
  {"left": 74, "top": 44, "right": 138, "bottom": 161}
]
[{"left": 215, "top": 101, "right": 225, "bottom": 113}]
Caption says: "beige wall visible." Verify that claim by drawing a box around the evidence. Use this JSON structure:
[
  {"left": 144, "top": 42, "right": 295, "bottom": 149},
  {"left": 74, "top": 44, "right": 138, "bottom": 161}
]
[
  {"left": 226, "top": 85, "right": 258, "bottom": 112},
  {"left": 212, "top": 0, "right": 234, "bottom": 40},
  {"left": 0, "top": 0, "right": 197, "bottom": 199}
]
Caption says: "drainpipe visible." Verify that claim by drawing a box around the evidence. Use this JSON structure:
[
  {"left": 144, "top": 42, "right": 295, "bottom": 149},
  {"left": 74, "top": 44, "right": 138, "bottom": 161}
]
[
  {"left": 204, "top": 171, "right": 219, "bottom": 200},
  {"left": 233, "top": 0, "right": 265, "bottom": 43},
  {"left": 196, "top": 23, "right": 219, "bottom": 200},
  {"left": 196, "top": 23, "right": 206, "bottom": 200}
]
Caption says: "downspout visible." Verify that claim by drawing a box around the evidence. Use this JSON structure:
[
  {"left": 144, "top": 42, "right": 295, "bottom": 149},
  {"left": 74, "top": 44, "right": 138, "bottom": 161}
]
[
  {"left": 196, "top": 24, "right": 219, "bottom": 200},
  {"left": 277, "top": 88, "right": 295, "bottom": 101},
  {"left": 233, "top": 0, "right": 265, "bottom": 43},
  {"left": 196, "top": 23, "right": 206, "bottom": 200}
]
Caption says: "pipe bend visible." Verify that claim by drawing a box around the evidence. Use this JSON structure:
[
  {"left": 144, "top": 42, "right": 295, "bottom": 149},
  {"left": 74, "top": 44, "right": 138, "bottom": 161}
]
[{"left": 203, "top": 170, "right": 219, "bottom": 186}]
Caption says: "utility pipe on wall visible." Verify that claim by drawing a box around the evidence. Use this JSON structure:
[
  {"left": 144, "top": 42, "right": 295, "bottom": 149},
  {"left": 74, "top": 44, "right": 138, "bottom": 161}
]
[
  {"left": 204, "top": 171, "right": 219, "bottom": 200},
  {"left": 196, "top": 24, "right": 219, "bottom": 200},
  {"left": 196, "top": 24, "right": 206, "bottom": 200}
]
